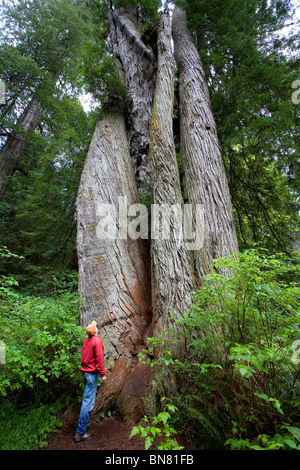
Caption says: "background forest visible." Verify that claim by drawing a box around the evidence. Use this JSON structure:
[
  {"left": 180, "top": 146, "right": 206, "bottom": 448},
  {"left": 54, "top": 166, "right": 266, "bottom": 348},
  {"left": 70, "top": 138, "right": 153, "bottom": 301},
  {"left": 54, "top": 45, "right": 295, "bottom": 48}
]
[{"left": 0, "top": 0, "right": 299, "bottom": 450}]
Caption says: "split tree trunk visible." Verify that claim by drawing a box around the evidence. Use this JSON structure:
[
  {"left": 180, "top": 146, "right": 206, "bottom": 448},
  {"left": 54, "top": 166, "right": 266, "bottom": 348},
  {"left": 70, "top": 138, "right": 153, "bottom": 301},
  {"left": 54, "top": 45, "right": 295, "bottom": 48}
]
[
  {"left": 0, "top": 97, "right": 41, "bottom": 201},
  {"left": 76, "top": 5, "right": 239, "bottom": 425},
  {"left": 108, "top": 6, "right": 157, "bottom": 187}
]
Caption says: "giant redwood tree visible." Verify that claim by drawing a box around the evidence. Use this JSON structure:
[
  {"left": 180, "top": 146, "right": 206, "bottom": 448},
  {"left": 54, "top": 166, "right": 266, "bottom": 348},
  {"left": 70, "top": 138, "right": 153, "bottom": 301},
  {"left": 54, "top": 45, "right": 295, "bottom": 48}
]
[{"left": 76, "top": 1, "right": 239, "bottom": 424}]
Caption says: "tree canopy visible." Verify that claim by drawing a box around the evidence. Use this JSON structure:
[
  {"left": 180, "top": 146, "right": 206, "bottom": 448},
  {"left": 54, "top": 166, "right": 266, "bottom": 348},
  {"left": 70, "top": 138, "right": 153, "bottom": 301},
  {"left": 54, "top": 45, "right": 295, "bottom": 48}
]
[{"left": 0, "top": 0, "right": 96, "bottom": 288}]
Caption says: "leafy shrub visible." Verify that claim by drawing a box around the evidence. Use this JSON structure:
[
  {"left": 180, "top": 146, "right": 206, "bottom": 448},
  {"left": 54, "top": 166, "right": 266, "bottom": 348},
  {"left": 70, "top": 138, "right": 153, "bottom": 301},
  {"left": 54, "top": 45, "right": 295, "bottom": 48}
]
[
  {"left": 130, "top": 398, "right": 184, "bottom": 450},
  {"left": 0, "top": 247, "right": 85, "bottom": 399},
  {"left": 140, "top": 249, "right": 300, "bottom": 449},
  {"left": 0, "top": 246, "right": 85, "bottom": 450},
  {"left": 0, "top": 290, "right": 85, "bottom": 397}
]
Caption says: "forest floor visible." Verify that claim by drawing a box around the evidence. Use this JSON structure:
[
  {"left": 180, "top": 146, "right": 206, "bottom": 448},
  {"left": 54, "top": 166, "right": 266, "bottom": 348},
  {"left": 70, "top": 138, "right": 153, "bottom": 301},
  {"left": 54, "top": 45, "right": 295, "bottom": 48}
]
[{"left": 43, "top": 403, "right": 188, "bottom": 451}]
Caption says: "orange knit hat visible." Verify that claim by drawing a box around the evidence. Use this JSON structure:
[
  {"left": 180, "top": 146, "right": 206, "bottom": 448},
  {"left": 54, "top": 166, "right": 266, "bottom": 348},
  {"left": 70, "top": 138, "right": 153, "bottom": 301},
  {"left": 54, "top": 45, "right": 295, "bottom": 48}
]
[{"left": 86, "top": 320, "right": 97, "bottom": 336}]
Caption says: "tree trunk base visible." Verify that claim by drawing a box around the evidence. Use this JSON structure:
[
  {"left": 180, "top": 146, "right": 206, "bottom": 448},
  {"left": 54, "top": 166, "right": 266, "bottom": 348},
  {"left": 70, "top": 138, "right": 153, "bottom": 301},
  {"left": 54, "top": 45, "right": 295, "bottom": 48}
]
[
  {"left": 93, "top": 354, "right": 181, "bottom": 426},
  {"left": 93, "top": 357, "right": 155, "bottom": 425}
]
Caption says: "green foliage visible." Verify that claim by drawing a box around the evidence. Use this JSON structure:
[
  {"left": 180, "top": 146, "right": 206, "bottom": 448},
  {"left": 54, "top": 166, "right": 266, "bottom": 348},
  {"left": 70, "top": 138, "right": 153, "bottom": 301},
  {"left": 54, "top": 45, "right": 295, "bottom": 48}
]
[
  {"left": 185, "top": 249, "right": 300, "bottom": 369},
  {"left": 139, "top": 328, "right": 181, "bottom": 373},
  {"left": 0, "top": 290, "right": 85, "bottom": 396},
  {"left": 0, "top": 399, "right": 64, "bottom": 450},
  {"left": 225, "top": 422, "right": 300, "bottom": 450},
  {"left": 0, "top": 0, "right": 91, "bottom": 125},
  {"left": 130, "top": 398, "right": 184, "bottom": 450},
  {"left": 78, "top": 0, "right": 161, "bottom": 103},
  {"left": 0, "top": 95, "right": 93, "bottom": 291},
  {"left": 0, "top": 247, "right": 85, "bottom": 450},
  {"left": 139, "top": 250, "right": 300, "bottom": 449},
  {"left": 80, "top": 41, "right": 128, "bottom": 103},
  {"left": 0, "top": 248, "right": 85, "bottom": 397},
  {"left": 0, "top": 43, "right": 42, "bottom": 129},
  {"left": 0, "top": 247, "right": 24, "bottom": 297},
  {"left": 1, "top": 0, "right": 90, "bottom": 77},
  {"left": 96, "top": 409, "right": 118, "bottom": 422}
]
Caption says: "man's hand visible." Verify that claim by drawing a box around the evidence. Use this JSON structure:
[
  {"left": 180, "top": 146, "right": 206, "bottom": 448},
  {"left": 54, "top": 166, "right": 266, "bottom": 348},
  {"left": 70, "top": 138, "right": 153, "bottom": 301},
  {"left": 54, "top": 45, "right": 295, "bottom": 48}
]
[{"left": 102, "top": 375, "right": 107, "bottom": 382}]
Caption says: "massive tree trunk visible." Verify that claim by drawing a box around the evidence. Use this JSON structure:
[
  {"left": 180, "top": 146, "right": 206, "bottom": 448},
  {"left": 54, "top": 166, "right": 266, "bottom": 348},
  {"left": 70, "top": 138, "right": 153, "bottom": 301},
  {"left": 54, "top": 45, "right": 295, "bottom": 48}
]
[
  {"left": 76, "top": 4, "right": 239, "bottom": 425},
  {"left": 0, "top": 97, "right": 41, "bottom": 201},
  {"left": 76, "top": 99, "right": 154, "bottom": 424},
  {"left": 172, "top": 7, "right": 239, "bottom": 276}
]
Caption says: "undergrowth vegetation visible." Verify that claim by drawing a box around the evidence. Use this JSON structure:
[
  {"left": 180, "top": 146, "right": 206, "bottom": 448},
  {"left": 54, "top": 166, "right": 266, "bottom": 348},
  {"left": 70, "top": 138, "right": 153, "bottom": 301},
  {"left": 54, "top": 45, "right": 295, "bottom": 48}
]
[
  {"left": 139, "top": 249, "right": 300, "bottom": 450},
  {"left": 1, "top": 247, "right": 300, "bottom": 450},
  {"left": 0, "top": 247, "right": 85, "bottom": 450}
]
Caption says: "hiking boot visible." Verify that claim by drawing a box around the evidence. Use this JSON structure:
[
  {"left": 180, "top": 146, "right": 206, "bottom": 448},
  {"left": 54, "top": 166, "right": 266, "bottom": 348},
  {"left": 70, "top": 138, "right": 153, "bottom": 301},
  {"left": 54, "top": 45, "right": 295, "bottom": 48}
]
[{"left": 74, "top": 432, "right": 93, "bottom": 442}]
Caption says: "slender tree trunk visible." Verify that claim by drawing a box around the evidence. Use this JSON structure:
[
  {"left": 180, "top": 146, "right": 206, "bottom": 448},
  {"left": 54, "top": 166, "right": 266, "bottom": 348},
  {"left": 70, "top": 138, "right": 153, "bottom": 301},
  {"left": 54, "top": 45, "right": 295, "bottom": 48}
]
[
  {"left": 0, "top": 97, "right": 40, "bottom": 201},
  {"left": 172, "top": 7, "right": 239, "bottom": 276},
  {"left": 148, "top": 12, "right": 194, "bottom": 359}
]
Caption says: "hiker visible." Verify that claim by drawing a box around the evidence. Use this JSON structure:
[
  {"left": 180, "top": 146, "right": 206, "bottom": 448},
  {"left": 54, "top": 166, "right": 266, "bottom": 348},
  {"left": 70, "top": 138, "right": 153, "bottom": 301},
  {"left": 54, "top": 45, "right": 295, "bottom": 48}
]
[{"left": 74, "top": 320, "right": 106, "bottom": 442}]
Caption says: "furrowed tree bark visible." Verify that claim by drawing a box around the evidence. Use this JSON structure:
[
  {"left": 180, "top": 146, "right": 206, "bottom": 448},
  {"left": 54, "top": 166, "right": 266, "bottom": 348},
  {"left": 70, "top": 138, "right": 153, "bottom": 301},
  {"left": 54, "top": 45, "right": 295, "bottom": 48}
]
[
  {"left": 0, "top": 97, "right": 41, "bottom": 201},
  {"left": 148, "top": 12, "right": 194, "bottom": 359},
  {"left": 76, "top": 99, "right": 154, "bottom": 424},
  {"left": 172, "top": 6, "right": 239, "bottom": 276},
  {"left": 108, "top": 6, "right": 157, "bottom": 188}
]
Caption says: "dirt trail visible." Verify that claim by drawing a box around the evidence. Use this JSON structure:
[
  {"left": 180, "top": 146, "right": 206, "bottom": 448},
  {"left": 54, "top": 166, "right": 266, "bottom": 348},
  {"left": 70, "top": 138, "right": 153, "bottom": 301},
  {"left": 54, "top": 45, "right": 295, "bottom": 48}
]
[
  {"left": 44, "top": 403, "right": 187, "bottom": 451},
  {"left": 44, "top": 406, "right": 147, "bottom": 451}
]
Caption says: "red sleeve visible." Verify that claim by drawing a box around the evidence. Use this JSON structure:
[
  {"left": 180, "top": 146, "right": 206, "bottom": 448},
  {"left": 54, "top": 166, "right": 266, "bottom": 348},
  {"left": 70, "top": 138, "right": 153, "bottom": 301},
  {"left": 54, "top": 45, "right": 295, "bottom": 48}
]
[{"left": 94, "top": 338, "right": 106, "bottom": 377}]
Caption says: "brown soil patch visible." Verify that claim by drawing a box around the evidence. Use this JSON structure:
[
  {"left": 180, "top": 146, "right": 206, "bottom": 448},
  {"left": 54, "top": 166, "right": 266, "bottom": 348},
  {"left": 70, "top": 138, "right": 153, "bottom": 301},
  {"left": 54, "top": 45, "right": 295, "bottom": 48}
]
[
  {"left": 44, "top": 413, "right": 147, "bottom": 451},
  {"left": 44, "top": 402, "right": 187, "bottom": 451}
]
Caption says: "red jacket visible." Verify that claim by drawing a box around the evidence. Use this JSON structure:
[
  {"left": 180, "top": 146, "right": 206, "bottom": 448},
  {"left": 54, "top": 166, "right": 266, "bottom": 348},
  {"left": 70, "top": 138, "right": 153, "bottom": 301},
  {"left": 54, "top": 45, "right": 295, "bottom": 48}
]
[{"left": 80, "top": 335, "right": 106, "bottom": 377}]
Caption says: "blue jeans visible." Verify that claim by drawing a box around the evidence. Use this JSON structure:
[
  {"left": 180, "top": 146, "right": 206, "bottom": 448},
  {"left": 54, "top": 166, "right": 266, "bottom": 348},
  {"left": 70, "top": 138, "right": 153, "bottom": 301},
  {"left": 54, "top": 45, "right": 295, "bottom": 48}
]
[{"left": 76, "top": 373, "right": 99, "bottom": 435}]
